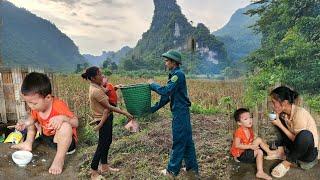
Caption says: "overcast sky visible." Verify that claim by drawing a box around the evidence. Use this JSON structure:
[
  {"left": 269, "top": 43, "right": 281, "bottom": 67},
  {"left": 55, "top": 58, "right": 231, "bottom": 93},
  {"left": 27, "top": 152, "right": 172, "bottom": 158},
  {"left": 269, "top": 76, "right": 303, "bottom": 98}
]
[{"left": 8, "top": 0, "right": 251, "bottom": 55}]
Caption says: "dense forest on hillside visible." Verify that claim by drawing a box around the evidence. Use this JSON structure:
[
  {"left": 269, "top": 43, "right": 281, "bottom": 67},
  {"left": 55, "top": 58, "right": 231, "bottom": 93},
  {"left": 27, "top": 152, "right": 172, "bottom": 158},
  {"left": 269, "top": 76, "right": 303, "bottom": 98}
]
[
  {"left": 244, "top": 0, "right": 320, "bottom": 108},
  {"left": 213, "top": 3, "right": 261, "bottom": 63},
  {"left": 0, "top": 0, "right": 85, "bottom": 72}
]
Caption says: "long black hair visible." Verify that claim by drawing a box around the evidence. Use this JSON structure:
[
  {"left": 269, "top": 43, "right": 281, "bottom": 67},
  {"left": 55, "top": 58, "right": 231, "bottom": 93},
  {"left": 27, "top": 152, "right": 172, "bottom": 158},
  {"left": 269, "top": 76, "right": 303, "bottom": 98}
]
[
  {"left": 270, "top": 86, "right": 299, "bottom": 104},
  {"left": 81, "top": 66, "right": 99, "bottom": 81}
]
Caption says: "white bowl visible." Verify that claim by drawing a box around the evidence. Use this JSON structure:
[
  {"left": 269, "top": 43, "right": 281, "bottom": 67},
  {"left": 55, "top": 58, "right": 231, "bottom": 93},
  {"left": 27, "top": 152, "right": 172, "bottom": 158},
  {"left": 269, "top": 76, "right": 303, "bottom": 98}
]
[
  {"left": 12, "top": 151, "right": 33, "bottom": 167},
  {"left": 269, "top": 113, "right": 277, "bottom": 121}
]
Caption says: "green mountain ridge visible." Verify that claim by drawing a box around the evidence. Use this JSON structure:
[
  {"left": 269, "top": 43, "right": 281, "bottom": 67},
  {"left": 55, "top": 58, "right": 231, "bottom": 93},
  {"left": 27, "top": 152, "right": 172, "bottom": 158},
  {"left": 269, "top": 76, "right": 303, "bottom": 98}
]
[
  {"left": 213, "top": 3, "right": 261, "bottom": 62},
  {"left": 0, "top": 0, "right": 86, "bottom": 72},
  {"left": 83, "top": 46, "right": 132, "bottom": 66}
]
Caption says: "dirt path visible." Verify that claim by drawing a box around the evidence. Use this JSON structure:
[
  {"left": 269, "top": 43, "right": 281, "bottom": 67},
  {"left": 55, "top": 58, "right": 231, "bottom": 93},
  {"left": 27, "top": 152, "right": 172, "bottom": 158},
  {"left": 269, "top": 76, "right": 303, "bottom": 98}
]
[
  {"left": 231, "top": 159, "right": 320, "bottom": 180},
  {"left": 1, "top": 114, "right": 319, "bottom": 179},
  {"left": 0, "top": 143, "right": 78, "bottom": 180}
]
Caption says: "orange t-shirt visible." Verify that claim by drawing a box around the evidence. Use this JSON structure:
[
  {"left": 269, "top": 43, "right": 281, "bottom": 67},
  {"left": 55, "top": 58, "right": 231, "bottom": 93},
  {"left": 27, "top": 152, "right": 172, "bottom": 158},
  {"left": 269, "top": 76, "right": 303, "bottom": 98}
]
[
  {"left": 230, "top": 126, "right": 254, "bottom": 157},
  {"left": 31, "top": 98, "right": 78, "bottom": 142},
  {"left": 104, "top": 83, "right": 118, "bottom": 105}
]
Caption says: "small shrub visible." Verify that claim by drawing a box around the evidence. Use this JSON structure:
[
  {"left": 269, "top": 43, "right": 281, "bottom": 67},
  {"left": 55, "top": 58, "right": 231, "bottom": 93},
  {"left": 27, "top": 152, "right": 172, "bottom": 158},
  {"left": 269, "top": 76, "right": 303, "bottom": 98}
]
[
  {"left": 305, "top": 95, "right": 320, "bottom": 112},
  {"left": 191, "top": 103, "right": 221, "bottom": 115},
  {"left": 78, "top": 124, "right": 98, "bottom": 146}
]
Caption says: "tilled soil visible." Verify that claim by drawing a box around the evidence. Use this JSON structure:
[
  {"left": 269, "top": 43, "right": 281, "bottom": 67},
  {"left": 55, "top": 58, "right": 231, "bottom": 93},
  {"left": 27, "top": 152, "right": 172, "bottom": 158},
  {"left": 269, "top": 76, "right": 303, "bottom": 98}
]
[
  {"left": 1, "top": 114, "right": 319, "bottom": 179},
  {"left": 0, "top": 142, "right": 78, "bottom": 180}
]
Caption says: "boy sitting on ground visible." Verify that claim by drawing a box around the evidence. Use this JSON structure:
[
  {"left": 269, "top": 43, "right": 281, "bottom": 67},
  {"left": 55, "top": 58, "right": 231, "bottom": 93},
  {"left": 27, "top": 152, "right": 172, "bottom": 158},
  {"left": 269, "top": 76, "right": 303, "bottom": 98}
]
[
  {"left": 11, "top": 72, "right": 78, "bottom": 175},
  {"left": 230, "top": 108, "right": 278, "bottom": 180}
]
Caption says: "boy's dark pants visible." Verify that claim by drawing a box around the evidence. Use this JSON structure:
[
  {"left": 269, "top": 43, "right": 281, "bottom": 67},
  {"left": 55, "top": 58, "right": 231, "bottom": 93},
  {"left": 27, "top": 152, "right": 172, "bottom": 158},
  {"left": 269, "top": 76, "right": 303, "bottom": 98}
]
[
  {"left": 91, "top": 113, "right": 113, "bottom": 170},
  {"left": 167, "top": 108, "right": 199, "bottom": 176}
]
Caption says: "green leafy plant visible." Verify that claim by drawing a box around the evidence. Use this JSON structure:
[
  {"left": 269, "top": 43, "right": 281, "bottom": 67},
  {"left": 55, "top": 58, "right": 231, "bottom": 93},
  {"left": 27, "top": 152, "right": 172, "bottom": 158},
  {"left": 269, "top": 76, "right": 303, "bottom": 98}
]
[
  {"left": 305, "top": 95, "right": 320, "bottom": 112},
  {"left": 190, "top": 103, "right": 221, "bottom": 115},
  {"left": 243, "top": 66, "right": 285, "bottom": 108},
  {"left": 218, "top": 96, "right": 237, "bottom": 113},
  {"left": 78, "top": 123, "right": 98, "bottom": 146}
]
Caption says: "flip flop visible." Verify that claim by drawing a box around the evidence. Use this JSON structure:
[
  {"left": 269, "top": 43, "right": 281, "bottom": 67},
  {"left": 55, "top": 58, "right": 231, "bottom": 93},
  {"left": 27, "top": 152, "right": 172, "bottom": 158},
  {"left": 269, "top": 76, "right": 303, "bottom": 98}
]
[{"left": 271, "top": 162, "right": 290, "bottom": 178}]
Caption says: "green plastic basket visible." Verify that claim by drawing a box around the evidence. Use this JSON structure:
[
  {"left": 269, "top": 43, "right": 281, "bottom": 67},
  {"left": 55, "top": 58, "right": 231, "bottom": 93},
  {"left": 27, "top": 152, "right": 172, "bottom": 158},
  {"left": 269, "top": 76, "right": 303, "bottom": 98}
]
[{"left": 120, "top": 83, "right": 151, "bottom": 117}]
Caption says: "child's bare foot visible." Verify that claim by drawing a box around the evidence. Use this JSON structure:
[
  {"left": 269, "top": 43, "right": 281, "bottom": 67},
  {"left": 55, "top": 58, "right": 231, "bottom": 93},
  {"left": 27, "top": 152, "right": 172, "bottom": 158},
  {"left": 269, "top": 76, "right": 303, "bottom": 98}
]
[
  {"left": 99, "top": 164, "right": 120, "bottom": 173},
  {"left": 265, "top": 149, "right": 286, "bottom": 160},
  {"left": 10, "top": 141, "right": 32, "bottom": 151},
  {"left": 49, "top": 156, "right": 64, "bottom": 175},
  {"left": 268, "top": 150, "right": 278, "bottom": 156},
  {"left": 256, "top": 171, "right": 272, "bottom": 180},
  {"left": 91, "top": 170, "right": 99, "bottom": 180}
]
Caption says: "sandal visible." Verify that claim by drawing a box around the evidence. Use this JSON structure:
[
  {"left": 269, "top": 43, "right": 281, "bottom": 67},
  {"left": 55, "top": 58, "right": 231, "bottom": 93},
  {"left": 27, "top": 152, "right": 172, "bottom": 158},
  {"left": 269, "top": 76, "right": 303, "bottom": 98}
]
[
  {"left": 271, "top": 162, "right": 290, "bottom": 178},
  {"left": 298, "top": 159, "right": 318, "bottom": 170}
]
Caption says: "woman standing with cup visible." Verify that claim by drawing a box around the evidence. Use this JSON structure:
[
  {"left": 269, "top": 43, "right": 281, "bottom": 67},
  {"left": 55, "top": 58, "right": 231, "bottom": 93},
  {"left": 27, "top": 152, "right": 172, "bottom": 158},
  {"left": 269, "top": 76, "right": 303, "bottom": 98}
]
[{"left": 269, "top": 86, "right": 319, "bottom": 178}]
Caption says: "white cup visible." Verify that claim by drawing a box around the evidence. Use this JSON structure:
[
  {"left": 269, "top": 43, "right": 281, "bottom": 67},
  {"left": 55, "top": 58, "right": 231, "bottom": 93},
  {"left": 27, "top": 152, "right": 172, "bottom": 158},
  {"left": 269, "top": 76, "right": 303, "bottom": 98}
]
[{"left": 269, "top": 113, "right": 277, "bottom": 121}]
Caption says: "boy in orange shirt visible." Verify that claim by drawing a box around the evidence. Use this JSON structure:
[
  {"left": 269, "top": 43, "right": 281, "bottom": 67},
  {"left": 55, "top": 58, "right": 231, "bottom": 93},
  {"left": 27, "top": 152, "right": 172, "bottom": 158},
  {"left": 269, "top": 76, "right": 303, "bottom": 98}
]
[
  {"left": 230, "top": 108, "right": 277, "bottom": 180},
  {"left": 11, "top": 72, "right": 78, "bottom": 175}
]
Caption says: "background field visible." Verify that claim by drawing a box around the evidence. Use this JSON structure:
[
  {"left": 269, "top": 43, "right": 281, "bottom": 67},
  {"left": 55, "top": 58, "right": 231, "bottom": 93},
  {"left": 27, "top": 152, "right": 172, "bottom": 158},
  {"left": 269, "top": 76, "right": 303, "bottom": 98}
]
[{"left": 52, "top": 74, "right": 319, "bottom": 179}]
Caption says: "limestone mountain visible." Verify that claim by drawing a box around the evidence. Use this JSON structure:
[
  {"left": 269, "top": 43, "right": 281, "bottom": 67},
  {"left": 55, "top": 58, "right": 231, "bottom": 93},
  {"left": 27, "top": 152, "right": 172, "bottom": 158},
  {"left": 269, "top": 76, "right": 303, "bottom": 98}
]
[
  {"left": 83, "top": 51, "right": 114, "bottom": 67},
  {"left": 213, "top": 3, "right": 261, "bottom": 62},
  {"left": 83, "top": 46, "right": 132, "bottom": 66},
  {"left": 120, "top": 0, "right": 228, "bottom": 74},
  {"left": 0, "top": 0, "right": 86, "bottom": 72}
]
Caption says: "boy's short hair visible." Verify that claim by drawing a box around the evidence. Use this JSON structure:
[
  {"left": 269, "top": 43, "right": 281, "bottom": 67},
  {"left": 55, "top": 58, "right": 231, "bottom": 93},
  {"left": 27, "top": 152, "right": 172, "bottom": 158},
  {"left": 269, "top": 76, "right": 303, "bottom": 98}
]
[
  {"left": 21, "top": 72, "right": 52, "bottom": 97},
  {"left": 234, "top": 108, "right": 250, "bottom": 122}
]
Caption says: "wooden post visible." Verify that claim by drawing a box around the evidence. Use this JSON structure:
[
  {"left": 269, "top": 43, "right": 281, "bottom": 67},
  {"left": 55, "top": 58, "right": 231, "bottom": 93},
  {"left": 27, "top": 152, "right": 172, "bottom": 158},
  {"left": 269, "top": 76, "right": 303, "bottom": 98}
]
[
  {"left": 228, "top": 104, "right": 234, "bottom": 136},
  {"left": 253, "top": 105, "right": 259, "bottom": 137},
  {"left": 3, "top": 70, "right": 15, "bottom": 122},
  {"left": 0, "top": 72, "right": 7, "bottom": 123},
  {"left": 48, "top": 73, "right": 55, "bottom": 97},
  {"left": 0, "top": 10, "right": 5, "bottom": 122},
  {"left": 260, "top": 96, "right": 268, "bottom": 139},
  {"left": 0, "top": 11, "right": 3, "bottom": 66},
  {"left": 12, "top": 67, "right": 27, "bottom": 121},
  {"left": 257, "top": 102, "right": 266, "bottom": 139}
]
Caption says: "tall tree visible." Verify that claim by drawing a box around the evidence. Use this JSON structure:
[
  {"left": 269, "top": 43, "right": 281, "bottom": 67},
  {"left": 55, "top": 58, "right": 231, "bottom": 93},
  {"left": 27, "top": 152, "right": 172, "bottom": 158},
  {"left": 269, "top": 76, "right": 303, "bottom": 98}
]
[
  {"left": 102, "top": 58, "right": 112, "bottom": 68},
  {"left": 245, "top": 0, "right": 320, "bottom": 94}
]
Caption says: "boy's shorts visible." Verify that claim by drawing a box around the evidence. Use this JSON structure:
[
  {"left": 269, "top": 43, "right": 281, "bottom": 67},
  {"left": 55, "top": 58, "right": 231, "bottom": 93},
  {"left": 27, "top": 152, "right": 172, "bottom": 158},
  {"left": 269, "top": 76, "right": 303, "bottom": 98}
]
[
  {"left": 35, "top": 134, "right": 76, "bottom": 154},
  {"left": 237, "top": 149, "right": 255, "bottom": 163}
]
